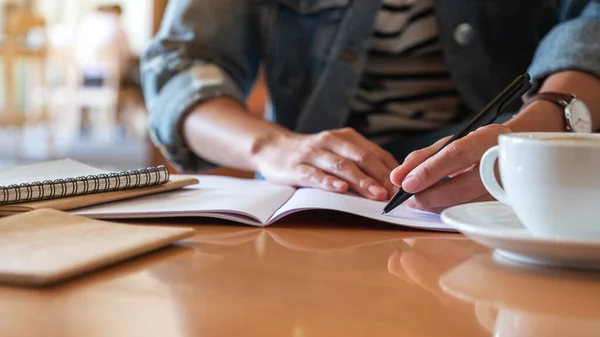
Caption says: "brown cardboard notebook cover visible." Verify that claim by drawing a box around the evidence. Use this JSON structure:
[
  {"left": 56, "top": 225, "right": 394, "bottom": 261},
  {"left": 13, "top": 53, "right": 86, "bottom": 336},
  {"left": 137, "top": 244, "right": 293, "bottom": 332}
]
[
  {"left": 0, "top": 209, "right": 194, "bottom": 286},
  {"left": 0, "top": 177, "right": 199, "bottom": 216}
]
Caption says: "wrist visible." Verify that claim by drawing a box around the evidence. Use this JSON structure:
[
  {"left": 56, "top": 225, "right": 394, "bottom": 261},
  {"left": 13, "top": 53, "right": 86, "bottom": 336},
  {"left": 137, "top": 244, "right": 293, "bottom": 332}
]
[
  {"left": 183, "top": 97, "right": 295, "bottom": 172},
  {"left": 537, "top": 71, "right": 600, "bottom": 131},
  {"left": 504, "top": 100, "right": 565, "bottom": 133},
  {"left": 246, "top": 126, "right": 294, "bottom": 171}
]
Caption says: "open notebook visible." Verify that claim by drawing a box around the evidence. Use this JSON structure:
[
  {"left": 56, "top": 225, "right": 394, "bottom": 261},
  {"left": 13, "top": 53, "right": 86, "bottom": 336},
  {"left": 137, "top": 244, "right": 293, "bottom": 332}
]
[{"left": 74, "top": 175, "right": 450, "bottom": 231}]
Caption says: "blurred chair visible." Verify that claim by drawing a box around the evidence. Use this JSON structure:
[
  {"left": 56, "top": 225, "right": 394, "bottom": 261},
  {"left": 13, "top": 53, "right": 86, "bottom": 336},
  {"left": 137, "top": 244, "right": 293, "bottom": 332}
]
[
  {"left": 43, "top": 6, "right": 131, "bottom": 144},
  {"left": 0, "top": 4, "right": 54, "bottom": 159},
  {"left": 70, "top": 7, "right": 124, "bottom": 142}
]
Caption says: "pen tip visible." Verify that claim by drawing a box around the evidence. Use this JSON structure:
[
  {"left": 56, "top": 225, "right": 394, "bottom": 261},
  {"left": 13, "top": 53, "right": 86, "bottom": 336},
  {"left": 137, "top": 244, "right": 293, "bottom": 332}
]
[{"left": 381, "top": 211, "right": 386, "bottom": 215}]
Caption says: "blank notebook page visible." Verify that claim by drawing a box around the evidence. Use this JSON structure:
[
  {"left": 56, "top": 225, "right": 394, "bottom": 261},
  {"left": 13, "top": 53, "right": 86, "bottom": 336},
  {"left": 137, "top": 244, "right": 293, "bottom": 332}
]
[
  {"left": 75, "top": 175, "right": 296, "bottom": 225},
  {"left": 270, "top": 188, "right": 448, "bottom": 231}
]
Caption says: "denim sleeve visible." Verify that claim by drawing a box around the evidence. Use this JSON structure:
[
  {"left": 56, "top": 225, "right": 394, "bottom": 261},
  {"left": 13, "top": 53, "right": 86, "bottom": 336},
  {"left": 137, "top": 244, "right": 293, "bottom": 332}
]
[
  {"left": 140, "top": 0, "right": 261, "bottom": 172},
  {"left": 528, "top": 0, "right": 600, "bottom": 91}
]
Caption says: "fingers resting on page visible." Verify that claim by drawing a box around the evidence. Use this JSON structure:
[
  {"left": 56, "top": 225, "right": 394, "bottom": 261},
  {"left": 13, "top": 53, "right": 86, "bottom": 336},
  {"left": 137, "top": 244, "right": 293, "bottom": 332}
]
[
  {"left": 253, "top": 127, "right": 399, "bottom": 201},
  {"left": 389, "top": 124, "right": 510, "bottom": 212}
]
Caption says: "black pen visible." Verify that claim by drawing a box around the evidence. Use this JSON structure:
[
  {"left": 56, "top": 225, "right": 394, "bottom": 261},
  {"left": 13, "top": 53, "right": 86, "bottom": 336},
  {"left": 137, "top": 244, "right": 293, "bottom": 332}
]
[{"left": 382, "top": 72, "right": 533, "bottom": 215}]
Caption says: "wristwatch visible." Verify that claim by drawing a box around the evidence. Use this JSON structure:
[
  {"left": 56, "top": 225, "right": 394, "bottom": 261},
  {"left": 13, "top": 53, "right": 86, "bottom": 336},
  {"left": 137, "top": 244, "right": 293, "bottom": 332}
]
[{"left": 524, "top": 92, "right": 593, "bottom": 133}]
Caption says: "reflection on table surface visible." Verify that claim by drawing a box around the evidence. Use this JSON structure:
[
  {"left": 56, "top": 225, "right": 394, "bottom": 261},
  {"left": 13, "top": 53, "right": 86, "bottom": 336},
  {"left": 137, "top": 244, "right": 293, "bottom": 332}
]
[
  {"left": 440, "top": 252, "right": 600, "bottom": 337},
  {"left": 0, "top": 217, "right": 598, "bottom": 337}
]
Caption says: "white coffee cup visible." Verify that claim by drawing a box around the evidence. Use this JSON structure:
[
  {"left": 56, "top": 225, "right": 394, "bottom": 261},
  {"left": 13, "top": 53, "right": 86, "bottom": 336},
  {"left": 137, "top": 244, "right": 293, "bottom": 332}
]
[{"left": 479, "top": 132, "right": 600, "bottom": 240}]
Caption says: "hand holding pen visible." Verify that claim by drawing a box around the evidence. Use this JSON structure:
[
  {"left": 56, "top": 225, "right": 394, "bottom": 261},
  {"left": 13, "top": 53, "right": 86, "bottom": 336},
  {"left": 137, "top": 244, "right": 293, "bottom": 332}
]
[{"left": 383, "top": 73, "right": 533, "bottom": 214}]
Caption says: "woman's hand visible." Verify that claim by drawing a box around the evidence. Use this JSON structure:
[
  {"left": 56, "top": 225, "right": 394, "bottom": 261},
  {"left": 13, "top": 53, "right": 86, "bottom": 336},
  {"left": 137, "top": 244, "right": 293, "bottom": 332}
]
[
  {"left": 390, "top": 124, "right": 511, "bottom": 212},
  {"left": 251, "top": 127, "right": 399, "bottom": 200},
  {"left": 388, "top": 70, "right": 600, "bottom": 213}
]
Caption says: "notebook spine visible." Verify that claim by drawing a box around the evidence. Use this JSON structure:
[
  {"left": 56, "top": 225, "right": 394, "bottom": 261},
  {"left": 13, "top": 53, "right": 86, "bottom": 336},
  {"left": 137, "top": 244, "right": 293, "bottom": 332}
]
[{"left": 0, "top": 165, "right": 169, "bottom": 205}]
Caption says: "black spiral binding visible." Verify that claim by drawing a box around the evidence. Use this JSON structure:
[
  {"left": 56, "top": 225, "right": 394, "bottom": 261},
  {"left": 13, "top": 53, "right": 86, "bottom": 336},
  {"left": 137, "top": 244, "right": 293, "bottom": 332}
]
[{"left": 0, "top": 165, "right": 169, "bottom": 206}]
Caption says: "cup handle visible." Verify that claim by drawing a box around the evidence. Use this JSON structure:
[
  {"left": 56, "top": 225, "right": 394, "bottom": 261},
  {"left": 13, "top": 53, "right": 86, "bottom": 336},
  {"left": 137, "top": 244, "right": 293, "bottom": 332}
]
[{"left": 479, "top": 146, "right": 510, "bottom": 206}]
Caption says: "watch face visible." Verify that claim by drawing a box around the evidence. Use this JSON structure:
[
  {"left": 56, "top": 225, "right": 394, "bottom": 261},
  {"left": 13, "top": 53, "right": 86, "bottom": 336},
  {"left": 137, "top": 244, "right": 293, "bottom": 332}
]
[{"left": 566, "top": 99, "right": 593, "bottom": 133}]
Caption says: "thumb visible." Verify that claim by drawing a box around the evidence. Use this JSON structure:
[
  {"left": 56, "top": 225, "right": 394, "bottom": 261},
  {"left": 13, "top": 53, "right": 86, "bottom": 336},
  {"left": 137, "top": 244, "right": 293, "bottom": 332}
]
[{"left": 390, "top": 136, "right": 451, "bottom": 186}]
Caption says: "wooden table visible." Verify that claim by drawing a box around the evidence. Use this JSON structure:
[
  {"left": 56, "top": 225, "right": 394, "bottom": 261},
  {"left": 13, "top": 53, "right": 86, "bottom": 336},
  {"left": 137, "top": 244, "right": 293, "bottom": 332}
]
[{"left": 1, "top": 214, "right": 599, "bottom": 337}]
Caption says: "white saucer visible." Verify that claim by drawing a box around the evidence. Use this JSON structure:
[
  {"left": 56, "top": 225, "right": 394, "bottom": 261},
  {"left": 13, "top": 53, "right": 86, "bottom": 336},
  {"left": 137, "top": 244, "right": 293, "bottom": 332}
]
[{"left": 440, "top": 202, "right": 600, "bottom": 270}]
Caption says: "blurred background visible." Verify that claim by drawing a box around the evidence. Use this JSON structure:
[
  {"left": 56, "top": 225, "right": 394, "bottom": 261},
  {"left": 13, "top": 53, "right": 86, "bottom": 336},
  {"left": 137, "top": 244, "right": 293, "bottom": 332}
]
[{"left": 0, "top": 0, "right": 267, "bottom": 175}]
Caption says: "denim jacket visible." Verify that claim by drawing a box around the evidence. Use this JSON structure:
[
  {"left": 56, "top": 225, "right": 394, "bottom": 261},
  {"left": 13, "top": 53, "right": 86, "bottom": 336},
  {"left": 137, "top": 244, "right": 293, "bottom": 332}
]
[{"left": 141, "top": 0, "right": 600, "bottom": 172}]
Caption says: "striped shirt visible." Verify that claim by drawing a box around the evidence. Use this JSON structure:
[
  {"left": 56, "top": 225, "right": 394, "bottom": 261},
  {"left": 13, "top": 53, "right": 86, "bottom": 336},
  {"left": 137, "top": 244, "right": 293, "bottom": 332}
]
[{"left": 348, "top": 0, "right": 467, "bottom": 144}]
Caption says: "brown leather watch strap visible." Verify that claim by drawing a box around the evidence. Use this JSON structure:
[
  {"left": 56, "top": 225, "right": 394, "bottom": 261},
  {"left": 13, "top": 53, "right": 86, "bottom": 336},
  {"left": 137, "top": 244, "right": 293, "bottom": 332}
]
[
  {"left": 523, "top": 92, "right": 579, "bottom": 132},
  {"left": 524, "top": 92, "right": 575, "bottom": 108}
]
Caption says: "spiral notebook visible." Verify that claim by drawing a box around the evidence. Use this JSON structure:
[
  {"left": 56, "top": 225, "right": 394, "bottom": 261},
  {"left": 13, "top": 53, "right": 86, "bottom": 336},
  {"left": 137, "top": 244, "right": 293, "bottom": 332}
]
[{"left": 0, "top": 159, "right": 199, "bottom": 215}]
